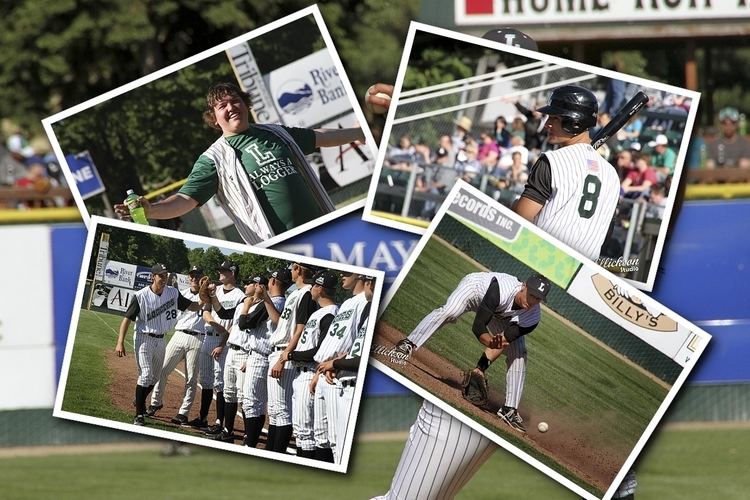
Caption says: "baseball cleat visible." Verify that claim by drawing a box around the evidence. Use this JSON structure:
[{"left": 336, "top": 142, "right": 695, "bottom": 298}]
[
  {"left": 133, "top": 415, "right": 146, "bottom": 426},
  {"left": 170, "top": 414, "right": 189, "bottom": 426},
  {"left": 211, "top": 430, "right": 235, "bottom": 442},
  {"left": 390, "top": 339, "right": 416, "bottom": 364},
  {"left": 497, "top": 406, "right": 526, "bottom": 433},
  {"left": 204, "top": 424, "right": 223, "bottom": 436},
  {"left": 186, "top": 418, "right": 209, "bottom": 429},
  {"left": 146, "top": 404, "right": 163, "bottom": 417}
]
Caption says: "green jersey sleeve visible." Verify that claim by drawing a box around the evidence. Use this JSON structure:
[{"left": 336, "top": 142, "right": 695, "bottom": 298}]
[
  {"left": 178, "top": 155, "right": 219, "bottom": 206},
  {"left": 284, "top": 127, "right": 317, "bottom": 155}
]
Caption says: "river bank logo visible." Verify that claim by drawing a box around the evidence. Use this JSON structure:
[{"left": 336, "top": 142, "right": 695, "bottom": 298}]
[
  {"left": 592, "top": 274, "right": 677, "bottom": 332},
  {"left": 276, "top": 80, "right": 314, "bottom": 115}
]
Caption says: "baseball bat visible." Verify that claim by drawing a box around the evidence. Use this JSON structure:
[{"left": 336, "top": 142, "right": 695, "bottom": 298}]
[{"left": 590, "top": 90, "right": 649, "bottom": 150}]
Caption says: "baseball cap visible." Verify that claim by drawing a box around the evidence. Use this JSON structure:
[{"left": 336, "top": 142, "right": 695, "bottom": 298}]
[
  {"left": 719, "top": 106, "right": 740, "bottom": 122},
  {"left": 525, "top": 274, "right": 551, "bottom": 301},
  {"left": 188, "top": 265, "right": 203, "bottom": 275},
  {"left": 251, "top": 274, "right": 269, "bottom": 287},
  {"left": 151, "top": 263, "right": 168, "bottom": 275},
  {"left": 216, "top": 260, "right": 239, "bottom": 275},
  {"left": 454, "top": 116, "right": 472, "bottom": 132},
  {"left": 482, "top": 27, "right": 539, "bottom": 52},
  {"left": 271, "top": 268, "right": 293, "bottom": 285},
  {"left": 436, "top": 146, "right": 449, "bottom": 158},
  {"left": 312, "top": 270, "right": 338, "bottom": 290},
  {"left": 359, "top": 275, "right": 377, "bottom": 284},
  {"left": 648, "top": 134, "right": 669, "bottom": 148}
]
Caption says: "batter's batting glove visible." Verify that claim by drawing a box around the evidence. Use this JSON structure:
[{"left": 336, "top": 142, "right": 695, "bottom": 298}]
[{"left": 462, "top": 369, "right": 490, "bottom": 407}]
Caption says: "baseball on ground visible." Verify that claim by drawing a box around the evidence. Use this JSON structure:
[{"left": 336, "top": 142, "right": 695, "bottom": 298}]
[
  {"left": 365, "top": 86, "right": 391, "bottom": 114},
  {"left": 537, "top": 421, "right": 549, "bottom": 433}
]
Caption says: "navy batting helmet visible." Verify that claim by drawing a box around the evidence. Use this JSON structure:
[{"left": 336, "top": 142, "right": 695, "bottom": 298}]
[{"left": 537, "top": 85, "right": 598, "bottom": 136}]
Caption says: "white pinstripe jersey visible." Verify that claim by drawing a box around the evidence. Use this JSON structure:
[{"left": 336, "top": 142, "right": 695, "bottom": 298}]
[
  {"left": 535, "top": 143, "right": 619, "bottom": 261},
  {"left": 209, "top": 286, "right": 246, "bottom": 333},
  {"left": 173, "top": 288, "right": 206, "bottom": 333},
  {"left": 314, "top": 291, "right": 369, "bottom": 363},
  {"left": 465, "top": 273, "right": 540, "bottom": 328},
  {"left": 294, "top": 304, "right": 339, "bottom": 354},
  {"left": 247, "top": 295, "right": 285, "bottom": 354},
  {"left": 226, "top": 296, "right": 252, "bottom": 349},
  {"left": 269, "top": 284, "right": 311, "bottom": 347},
  {"left": 133, "top": 285, "right": 181, "bottom": 335}
]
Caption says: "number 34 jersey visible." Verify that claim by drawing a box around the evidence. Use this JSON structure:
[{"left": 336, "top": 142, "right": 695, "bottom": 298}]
[
  {"left": 314, "top": 291, "right": 369, "bottom": 364},
  {"left": 526, "top": 143, "right": 619, "bottom": 261}
]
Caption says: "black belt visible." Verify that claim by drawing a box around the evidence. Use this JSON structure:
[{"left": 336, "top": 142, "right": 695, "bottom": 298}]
[
  {"left": 203, "top": 331, "right": 221, "bottom": 337},
  {"left": 296, "top": 366, "right": 314, "bottom": 373},
  {"left": 272, "top": 345, "right": 287, "bottom": 352},
  {"left": 179, "top": 330, "right": 202, "bottom": 336},
  {"left": 340, "top": 379, "right": 356, "bottom": 388},
  {"left": 147, "top": 333, "right": 164, "bottom": 339},
  {"left": 228, "top": 343, "right": 249, "bottom": 353}
]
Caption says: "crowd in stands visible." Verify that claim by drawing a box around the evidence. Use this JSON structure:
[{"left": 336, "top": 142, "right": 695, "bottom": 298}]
[{"left": 0, "top": 126, "right": 72, "bottom": 210}]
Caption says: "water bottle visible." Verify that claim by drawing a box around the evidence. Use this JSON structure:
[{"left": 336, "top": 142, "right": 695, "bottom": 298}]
[{"left": 125, "top": 189, "right": 149, "bottom": 225}]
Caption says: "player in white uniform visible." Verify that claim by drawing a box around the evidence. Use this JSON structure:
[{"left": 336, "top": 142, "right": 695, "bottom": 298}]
[
  {"left": 282, "top": 270, "right": 339, "bottom": 459},
  {"left": 115, "top": 263, "right": 202, "bottom": 426},
  {"left": 200, "top": 260, "right": 246, "bottom": 436},
  {"left": 393, "top": 273, "right": 549, "bottom": 432},
  {"left": 266, "top": 262, "right": 319, "bottom": 453},
  {"left": 240, "top": 268, "right": 291, "bottom": 448},
  {"left": 147, "top": 266, "right": 206, "bottom": 424},
  {"left": 317, "top": 275, "right": 375, "bottom": 464},
  {"left": 206, "top": 274, "right": 267, "bottom": 442},
  {"left": 513, "top": 84, "right": 620, "bottom": 261},
  {"left": 312, "top": 272, "right": 369, "bottom": 462}
]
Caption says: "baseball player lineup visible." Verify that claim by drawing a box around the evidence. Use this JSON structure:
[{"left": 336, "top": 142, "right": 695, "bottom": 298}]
[{"left": 114, "top": 254, "right": 376, "bottom": 464}]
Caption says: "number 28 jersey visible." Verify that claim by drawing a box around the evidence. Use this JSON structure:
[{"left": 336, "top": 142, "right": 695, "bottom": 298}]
[{"left": 521, "top": 143, "right": 619, "bottom": 261}]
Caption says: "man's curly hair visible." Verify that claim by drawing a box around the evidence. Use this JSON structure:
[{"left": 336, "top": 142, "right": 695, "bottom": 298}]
[{"left": 202, "top": 82, "right": 252, "bottom": 130}]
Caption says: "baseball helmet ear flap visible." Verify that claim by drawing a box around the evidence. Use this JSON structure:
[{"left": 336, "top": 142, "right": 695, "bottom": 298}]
[{"left": 538, "top": 85, "right": 598, "bottom": 136}]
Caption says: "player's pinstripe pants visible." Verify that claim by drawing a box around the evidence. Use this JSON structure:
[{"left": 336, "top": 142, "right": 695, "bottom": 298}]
[
  {"left": 375, "top": 400, "right": 495, "bottom": 500},
  {"left": 333, "top": 378, "right": 356, "bottom": 464},
  {"left": 291, "top": 363, "right": 316, "bottom": 451},
  {"left": 150, "top": 331, "right": 202, "bottom": 415},
  {"left": 242, "top": 350, "right": 269, "bottom": 418},
  {"left": 199, "top": 331, "right": 226, "bottom": 391},
  {"left": 266, "top": 350, "right": 294, "bottom": 426},
  {"left": 313, "top": 376, "right": 331, "bottom": 449},
  {"left": 134, "top": 333, "right": 166, "bottom": 387},
  {"left": 614, "top": 469, "right": 637, "bottom": 497},
  {"left": 405, "top": 275, "right": 527, "bottom": 409},
  {"left": 223, "top": 346, "right": 249, "bottom": 404}
]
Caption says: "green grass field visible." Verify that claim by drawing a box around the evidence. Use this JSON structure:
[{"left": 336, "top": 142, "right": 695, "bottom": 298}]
[
  {"left": 1, "top": 426, "right": 747, "bottom": 499},
  {"left": 381, "top": 237, "right": 670, "bottom": 491}
]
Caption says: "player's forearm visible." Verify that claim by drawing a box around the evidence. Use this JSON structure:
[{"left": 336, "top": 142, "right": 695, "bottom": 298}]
[
  {"left": 146, "top": 193, "right": 197, "bottom": 219},
  {"left": 263, "top": 294, "right": 281, "bottom": 323},
  {"left": 285, "top": 324, "right": 305, "bottom": 353},
  {"left": 117, "top": 319, "right": 130, "bottom": 345},
  {"left": 314, "top": 127, "right": 365, "bottom": 147}
]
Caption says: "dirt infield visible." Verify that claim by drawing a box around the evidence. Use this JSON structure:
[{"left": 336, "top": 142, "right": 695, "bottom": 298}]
[
  {"left": 372, "top": 322, "right": 626, "bottom": 492},
  {"left": 105, "top": 349, "right": 268, "bottom": 447}
]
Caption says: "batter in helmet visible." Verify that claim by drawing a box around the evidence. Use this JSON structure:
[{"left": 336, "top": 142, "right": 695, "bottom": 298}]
[{"left": 537, "top": 85, "right": 598, "bottom": 137}]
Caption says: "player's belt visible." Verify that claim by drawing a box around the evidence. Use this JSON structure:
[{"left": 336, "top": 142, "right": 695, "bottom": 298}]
[
  {"left": 228, "top": 343, "right": 249, "bottom": 353},
  {"left": 146, "top": 333, "right": 164, "bottom": 339},
  {"left": 294, "top": 362, "right": 316, "bottom": 373},
  {"left": 178, "top": 330, "right": 202, "bottom": 336},
  {"left": 339, "top": 378, "right": 356, "bottom": 388},
  {"left": 272, "top": 344, "right": 288, "bottom": 352},
  {"left": 203, "top": 331, "right": 221, "bottom": 337}
]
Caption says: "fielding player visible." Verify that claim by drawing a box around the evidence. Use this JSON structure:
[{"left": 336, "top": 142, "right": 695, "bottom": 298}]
[
  {"left": 115, "top": 263, "right": 202, "bottom": 426},
  {"left": 114, "top": 82, "right": 366, "bottom": 244}
]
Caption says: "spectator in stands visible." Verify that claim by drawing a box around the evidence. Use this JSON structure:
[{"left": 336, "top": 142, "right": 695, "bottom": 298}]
[
  {"left": 435, "top": 134, "right": 456, "bottom": 166},
  {"left": 452, "top": 116, "right": 472, "bottom": 150},
  {"left": 15, "top": 162, "right": 52, "bottom": 208},
  {"left": 600, "top": 74, "right": 627, "bottom": 116},
  {"left": 510, "top": 116, "right": 526, "bottom": 141},
  {"left": 455, "top": 140, "right": 481, "bottom": 186},
  {"left": 616, "top": 150, "right": 635, "bottom": 181},
  {"left": 649, "top": 134, "right": 677, "bottom": 181},
  {"left": 413, "top": 137, "right": 431, "bottom": 166},
  {"left": 498, "top": 135, "right": 529, "bottom": 169},
  {"left": 5, "top": 130, "right": 35, "bottom": 164},
  {"left": 386, "top": 134, "right": 417, "bottom": 171},
  {"left": 616, "top": 114, "right": 644, "bottom": 146},
  {"left": 621, "top": 155, "right": 658, "bottom": 198},
  {"left": 514, "top": 100, "right": 545, "bottom": 152},
  {"left": 705, "top": 106, "right": 750, "bottom": 169},
  {"left": 477, "top": 130, "right": 500, "bottom": 170},
  {"left": 644, "top": 182, "right": 668, "bottom": 219},
  {"left": 593, "top": 112, "right": 620, "bottom": 162},
  {"left": 494, "top": 115, "right": 512, "bottom": 149}
]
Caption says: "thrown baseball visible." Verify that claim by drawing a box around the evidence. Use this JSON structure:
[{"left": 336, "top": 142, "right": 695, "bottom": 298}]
[
  {"left": 365, "top": 86, "right": 391, "bottom": 115},
  {"left": 538, "top": 422, "right": 549, "bottom": 433}
]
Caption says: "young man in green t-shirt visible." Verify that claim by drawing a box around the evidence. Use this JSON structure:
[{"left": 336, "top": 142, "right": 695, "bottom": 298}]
[{"left": 115, "top": 82, "right": 365, "bottom": 244}]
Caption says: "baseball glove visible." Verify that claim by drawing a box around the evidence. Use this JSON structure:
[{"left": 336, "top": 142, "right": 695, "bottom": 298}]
[
  {"left": 198, "top": 276, "right": 212, "bottom": 304},
  {"left": 461, "top": 369, "right": 489, "bottom": 407}
]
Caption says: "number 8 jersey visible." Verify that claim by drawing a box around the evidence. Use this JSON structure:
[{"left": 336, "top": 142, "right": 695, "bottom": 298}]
[{"left": 522, "top": 143, "right": 619, "bottom": 261}]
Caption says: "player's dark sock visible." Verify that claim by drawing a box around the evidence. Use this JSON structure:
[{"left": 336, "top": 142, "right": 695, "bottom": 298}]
[
  {"left": 146, "top": 384, "right": 155, "bottom": 398},
  {"left": 224, "top": 402, "right": 238, "bottom": 434},
  {"left": 199, "top": 388, "right": 213, "bottom": 420},
  {"left": 476, "top": 353, "right": 491, "bottom": 372},
  {"left": 134, "top": 385, "right": 147, "bottom": 416},
  {"left": 265, "top": 425, "right": 277, "bottom": 450},
  {"left": 314, "top": 446, "right": 334, "bottom": 463},
  {"left": 274, "top": 424, "right": 293, "bottom": 453},
  {"left": 243, "top": 416, "right": 265, "bottom": 447},
  {"left": 216, "top": 391, "right": 225, "bottom": 424},
  {"left": 297, "top": 448, "right": 315, "bottom": 459}
]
